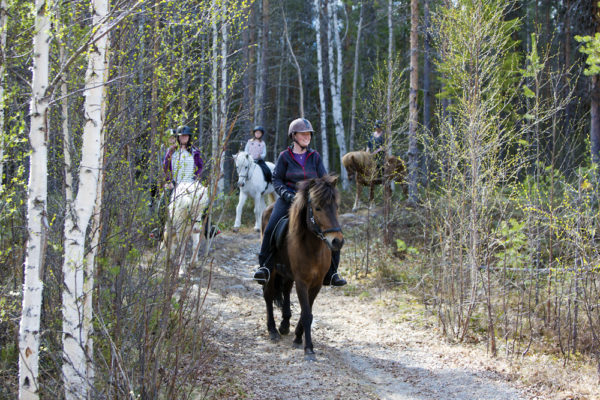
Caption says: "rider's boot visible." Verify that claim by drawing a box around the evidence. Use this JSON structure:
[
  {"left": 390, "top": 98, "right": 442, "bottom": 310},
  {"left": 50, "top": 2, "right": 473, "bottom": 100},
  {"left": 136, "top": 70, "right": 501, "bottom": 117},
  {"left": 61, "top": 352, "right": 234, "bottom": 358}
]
[
  {"left": 253, "top": 253, "right": 272, "bottom": 285},
  {"left": 323, "top": 254, "right": 347, "bottom": 287}
]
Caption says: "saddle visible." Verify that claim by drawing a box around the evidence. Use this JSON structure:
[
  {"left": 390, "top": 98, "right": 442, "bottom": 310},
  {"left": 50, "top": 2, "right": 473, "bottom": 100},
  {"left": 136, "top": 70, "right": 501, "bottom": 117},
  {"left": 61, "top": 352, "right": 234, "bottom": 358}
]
[
  {"left": 255, "top": 160, "right": 272, "bottom": 184},
  {"left": 269, "top": 216, "right": 289, "bottom": 251}
]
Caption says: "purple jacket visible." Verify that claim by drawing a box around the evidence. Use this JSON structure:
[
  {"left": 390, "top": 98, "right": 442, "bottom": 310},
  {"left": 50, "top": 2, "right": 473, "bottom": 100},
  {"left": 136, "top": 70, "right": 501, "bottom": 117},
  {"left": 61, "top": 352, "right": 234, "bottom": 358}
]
[
  {"left": 163, "top": 145, "right": 203, "bottom": 183},
  {"left": 272, "top": 146, "right": 327, "bottom": 198}
]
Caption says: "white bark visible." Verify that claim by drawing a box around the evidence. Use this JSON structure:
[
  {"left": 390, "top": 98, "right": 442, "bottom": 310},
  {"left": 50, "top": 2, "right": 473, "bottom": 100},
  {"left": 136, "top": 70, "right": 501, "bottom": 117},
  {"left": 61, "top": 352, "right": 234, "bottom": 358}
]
[
  {"left": 59, "top": 5, "right": 73, "bottom": 204},
  {"left": 19, "top": 1, "right": 49, "bottom": 399},
  {"left": 314, "top": 0, "right": 329, "bottom": 170},
  {"left": 211, "top": 0, "right": 219, "bottom": 191},
  {"left": 408, "top": 0, "right": 418, "bottom": 203},
  {"left": 349, "top": 3, "right": 363, "bottom": 151},
  {"left": 219, "top": 2, "right": 227, "bottom": 193},
  {"left": 61, "top": 0, "right": 109, "bottom": 397},
  {"left": 326, "top": 0, "right": 348, "bottom": 188},
  {"left": 0, "top": 0, "right": 7, "bottom": 191}
]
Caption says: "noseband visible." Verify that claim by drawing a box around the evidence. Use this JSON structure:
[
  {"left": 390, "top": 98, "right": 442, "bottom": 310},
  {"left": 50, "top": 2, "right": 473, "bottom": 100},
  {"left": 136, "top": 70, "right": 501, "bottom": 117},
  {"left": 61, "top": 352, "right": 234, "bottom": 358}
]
[
  {"left": 306, "top": 196, "right": 342, "bottom": 242},
  {"left": 237, "top": 155, "right": 254, "bottom": 186}
]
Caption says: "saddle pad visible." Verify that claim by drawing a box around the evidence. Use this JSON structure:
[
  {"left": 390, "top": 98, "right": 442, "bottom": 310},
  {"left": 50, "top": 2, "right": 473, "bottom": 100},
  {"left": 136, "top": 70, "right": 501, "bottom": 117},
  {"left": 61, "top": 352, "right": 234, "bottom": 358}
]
[{"left": 270, "top": 216, "right": 289, "bottom": 251}]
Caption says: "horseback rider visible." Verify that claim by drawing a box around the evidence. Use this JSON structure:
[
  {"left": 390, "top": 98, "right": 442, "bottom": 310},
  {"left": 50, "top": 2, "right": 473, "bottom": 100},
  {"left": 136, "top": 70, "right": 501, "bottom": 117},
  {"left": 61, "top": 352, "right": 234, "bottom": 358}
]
[
  {"left": 244, "top": 125, "right": 272, "bottom": 184},
  {"left": 161, "top": 125, "right": 219, "bottom": 239},
  {"left": 253, "top": 118, "right": 347, "bottom": 287},
  {"left": 163, "top": 125, "right": 203, "bottom": 187},
  {"left": 366, "top": 120, "right": 385, "bottom": 176}
]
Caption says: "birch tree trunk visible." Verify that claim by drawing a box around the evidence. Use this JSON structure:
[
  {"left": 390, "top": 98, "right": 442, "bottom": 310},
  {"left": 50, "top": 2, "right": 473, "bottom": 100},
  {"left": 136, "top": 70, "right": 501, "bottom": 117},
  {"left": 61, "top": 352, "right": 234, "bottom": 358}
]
[
  {"left": 327, "top": 0, "right": 348, "bottom": 188},
  {"left": 58, "top": 3, "right": 73, "bottom": 205},
  {"left": 282, "top": 6, "right": 303, "bottom": 117},
  {"left": 349, "top": 2, "right": 363, "bottom": 152},
  {"left": 62, "top": 0, "right": 109, "bottom": 397},
  {"left": 274, "top": 36, "right": 284, "bottom": 156},
  {"left": 314, "top": 0, "right": 329, "bottom": 169},
  {"left": 383, "top": 0, "right": 393, "bottom": 246},
  {"left": 218, "top": 2, "right": 227, "bottom": 193},
  {"left": 19, "top": 1, "right": 50, "bottom": 398},
  {"left": 211, "top": 0, "right": 219, "bottom": 188},
  {"left": 422, "top": 0, "right": 432, "bottom": 135},
  {"left": 254, "top": 0, "right": 268, "bottom": 124},
  {"left": 0, "top": 0, "right": 7, "bottom": 192},
  {"left": 408, "top": 0, "right": 419, "bottom": 203}
]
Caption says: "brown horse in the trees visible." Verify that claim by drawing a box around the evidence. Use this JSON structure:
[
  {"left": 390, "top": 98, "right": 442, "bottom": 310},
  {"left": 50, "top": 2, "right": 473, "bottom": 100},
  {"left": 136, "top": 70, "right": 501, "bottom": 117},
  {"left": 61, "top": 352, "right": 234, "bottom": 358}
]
[
  {"left": 260, "top": 175, "right": 344, "bottom": 361},
  {"left": 342, "top": 151, "right": 406, "bottom": 211}
]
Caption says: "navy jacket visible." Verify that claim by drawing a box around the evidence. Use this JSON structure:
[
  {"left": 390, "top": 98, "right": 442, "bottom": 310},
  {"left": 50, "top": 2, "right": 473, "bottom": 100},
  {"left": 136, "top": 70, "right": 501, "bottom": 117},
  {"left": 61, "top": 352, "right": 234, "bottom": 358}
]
[{"left": 272, "top": 146, "right": 327, "bottom": 199}]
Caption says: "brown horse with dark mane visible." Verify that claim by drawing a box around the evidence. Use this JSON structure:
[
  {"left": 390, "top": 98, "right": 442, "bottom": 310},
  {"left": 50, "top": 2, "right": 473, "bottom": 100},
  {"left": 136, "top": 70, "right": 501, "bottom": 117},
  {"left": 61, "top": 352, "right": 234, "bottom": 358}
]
[
  {"left": 260, "top": 174, "right": 344, "bottom": 361},
  {"left": 342, "top": 150, "right": 406, "bottom": 211}
]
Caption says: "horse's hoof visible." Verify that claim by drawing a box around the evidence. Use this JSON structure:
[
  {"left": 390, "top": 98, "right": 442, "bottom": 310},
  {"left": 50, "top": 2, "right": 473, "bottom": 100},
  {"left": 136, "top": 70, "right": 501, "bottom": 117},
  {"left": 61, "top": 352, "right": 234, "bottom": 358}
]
[
  {"left": 269, "top": 331, "right": 281, "bottom": 342},
  {"left": 304, "top": 351, "right": 317, "bottom": 362},
  {"left": 292, "top": 340, "right": 303, "bottom": 349},
  {"left": 232, "top": 227, "right": 239, "bottom": 233},
  {"left": 278, "top": 323, "right": 290, "bottom": 335},
  {"left": 253, "top": 227, "right": 260, "bottom": 232}
]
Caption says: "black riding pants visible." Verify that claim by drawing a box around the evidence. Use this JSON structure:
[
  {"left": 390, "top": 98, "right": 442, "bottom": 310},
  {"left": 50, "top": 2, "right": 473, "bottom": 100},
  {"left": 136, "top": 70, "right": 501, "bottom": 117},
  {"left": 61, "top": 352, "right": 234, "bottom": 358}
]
[
  {"left": 259, "top": 198, "right": 290, "bottom": 266},
  {"left": 258, "top": 197, "right": 341, "bottom": 273},
  {"left": 256, "top": 159, "right": 272, "bottom": 183}
]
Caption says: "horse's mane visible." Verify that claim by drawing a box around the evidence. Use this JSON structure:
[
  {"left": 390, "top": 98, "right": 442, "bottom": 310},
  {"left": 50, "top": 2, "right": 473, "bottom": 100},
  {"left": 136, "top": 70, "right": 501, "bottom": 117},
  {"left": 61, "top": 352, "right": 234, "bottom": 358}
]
[{"left": 288, "top": 174, "right": 339, "bottom": 238}]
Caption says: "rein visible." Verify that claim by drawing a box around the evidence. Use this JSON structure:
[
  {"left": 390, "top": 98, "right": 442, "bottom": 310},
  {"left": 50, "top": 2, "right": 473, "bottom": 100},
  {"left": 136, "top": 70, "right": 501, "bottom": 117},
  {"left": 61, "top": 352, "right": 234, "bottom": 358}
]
[
  {"left": 306, "top": 196, "right": 342, "bottom": 242},
  {"left": 237, "top": 155, "right": 255, "bottom": 186}
]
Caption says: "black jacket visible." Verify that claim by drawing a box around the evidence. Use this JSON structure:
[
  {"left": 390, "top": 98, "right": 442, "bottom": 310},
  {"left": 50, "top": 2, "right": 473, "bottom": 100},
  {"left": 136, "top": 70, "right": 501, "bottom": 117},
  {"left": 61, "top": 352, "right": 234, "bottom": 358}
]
[{"left": 273, "top": 146, "right": 327, "bottom": 202}]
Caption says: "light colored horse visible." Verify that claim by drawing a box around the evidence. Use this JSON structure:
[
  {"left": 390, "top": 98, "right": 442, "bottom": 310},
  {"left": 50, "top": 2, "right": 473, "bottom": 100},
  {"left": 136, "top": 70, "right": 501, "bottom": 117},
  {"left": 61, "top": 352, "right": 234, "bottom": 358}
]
[
  {"left": 163, "top": 180, "right": 209, "bottom": 276},
  {"left": 232, "top": 151, "right": 275, "bottom": 232},
  {"left": 342, "top": 151, "right": 406, "bottom": 211}
]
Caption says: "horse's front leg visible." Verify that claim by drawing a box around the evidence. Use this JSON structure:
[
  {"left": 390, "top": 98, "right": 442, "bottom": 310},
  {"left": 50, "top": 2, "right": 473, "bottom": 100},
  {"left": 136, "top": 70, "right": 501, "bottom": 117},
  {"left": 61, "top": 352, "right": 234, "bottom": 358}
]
[
  {"left": 253, "top": 194, "right": 265, "bottom": 232},
  {"left": 263, "top": 280, "right": 281, "bottom": 341},
  {"left": 293, "top": 281, "right": 316, "bottom": 361},
  {"left": 190, "top": 226, "right": 202, "bottom": 265},
  {"left": 352, "top": 182, "right": 362, "bottom": 211},
  {"left": 279, "top": 279, "right": 293, "bottom": 335},
  {"left": 233, "top": 190, "right": 248, "bottom": 232},
  {"left": 368, "top": 183, "right": 375, "bottom": 209}
]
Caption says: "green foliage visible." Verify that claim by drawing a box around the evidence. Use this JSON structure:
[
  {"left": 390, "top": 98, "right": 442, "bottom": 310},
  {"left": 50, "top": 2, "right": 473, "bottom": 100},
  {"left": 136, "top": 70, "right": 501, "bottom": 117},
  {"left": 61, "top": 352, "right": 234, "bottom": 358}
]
[
  {"left": 575, "top": 29, "right": 600, "bottom": 76},
  {"left": 358, "top": 54, "right": 408, "bottom": 153},
  {"left": 494, "top": 218, "right": 528, "bottom": 271}
]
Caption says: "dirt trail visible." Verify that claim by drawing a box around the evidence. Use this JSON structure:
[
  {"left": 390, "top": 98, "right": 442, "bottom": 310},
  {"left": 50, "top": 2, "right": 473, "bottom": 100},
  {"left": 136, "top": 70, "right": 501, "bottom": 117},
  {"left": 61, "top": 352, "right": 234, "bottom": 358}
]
[{"left": 192, "top": 226, "right": 538, "bottom": 400}]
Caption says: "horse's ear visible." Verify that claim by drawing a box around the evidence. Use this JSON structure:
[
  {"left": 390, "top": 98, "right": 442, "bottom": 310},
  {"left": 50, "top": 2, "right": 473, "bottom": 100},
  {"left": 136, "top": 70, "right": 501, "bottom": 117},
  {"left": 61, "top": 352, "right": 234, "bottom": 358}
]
[{"left": 328, "top": 174, "right": 339, "bottom": 187}]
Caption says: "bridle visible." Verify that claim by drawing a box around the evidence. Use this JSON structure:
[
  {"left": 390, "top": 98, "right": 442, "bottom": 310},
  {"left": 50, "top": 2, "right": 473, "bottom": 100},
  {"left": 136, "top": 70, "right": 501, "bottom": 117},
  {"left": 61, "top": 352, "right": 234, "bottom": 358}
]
[
  {"left": 306, "top": 195, "right": 342, "bottom": 242},
  {"left": 236, "top": 154, "right": 255, "bottom": 186}
]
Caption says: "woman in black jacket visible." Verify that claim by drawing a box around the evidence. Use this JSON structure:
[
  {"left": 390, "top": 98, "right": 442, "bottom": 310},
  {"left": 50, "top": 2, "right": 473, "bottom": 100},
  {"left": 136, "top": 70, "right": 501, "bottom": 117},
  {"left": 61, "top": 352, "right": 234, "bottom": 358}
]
[{"left": 253, "top": 118, "right": 347, "bottom": 287}]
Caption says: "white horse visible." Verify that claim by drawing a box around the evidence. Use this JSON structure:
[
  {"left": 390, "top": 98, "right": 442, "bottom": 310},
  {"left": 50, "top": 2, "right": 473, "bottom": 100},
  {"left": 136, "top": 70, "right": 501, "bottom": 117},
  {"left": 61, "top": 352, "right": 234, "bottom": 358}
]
[
  {"left": 232, "top": 151, "right": 276, "bottom": 232},
  {"left": 163, "top": 180, "right": 209, "bottom": 276}
]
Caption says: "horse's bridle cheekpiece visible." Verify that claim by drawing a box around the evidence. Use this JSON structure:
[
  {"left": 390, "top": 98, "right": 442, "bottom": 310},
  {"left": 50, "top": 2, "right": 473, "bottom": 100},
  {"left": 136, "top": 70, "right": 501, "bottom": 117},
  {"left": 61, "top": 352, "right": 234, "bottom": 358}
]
[{"left": 306, "top": 196, "right": 342, "bottom": 242}]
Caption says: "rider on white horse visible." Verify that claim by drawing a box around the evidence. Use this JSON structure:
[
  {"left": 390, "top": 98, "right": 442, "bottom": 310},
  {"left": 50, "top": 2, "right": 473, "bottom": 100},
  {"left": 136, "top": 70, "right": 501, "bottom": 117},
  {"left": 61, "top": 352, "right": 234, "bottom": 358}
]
[
  {"left": 245, "top": 125, "right": 272, "bottom": 184},
  {"left": 163, "top": 125, "right": 219, "bottom": 239}
]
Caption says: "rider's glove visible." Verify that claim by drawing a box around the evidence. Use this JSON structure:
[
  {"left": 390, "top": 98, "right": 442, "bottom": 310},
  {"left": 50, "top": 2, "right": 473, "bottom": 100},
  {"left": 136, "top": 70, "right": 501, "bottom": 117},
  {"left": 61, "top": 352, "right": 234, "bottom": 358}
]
[{"left": 282, "top": 190, "right": 295, "bottom": 204}]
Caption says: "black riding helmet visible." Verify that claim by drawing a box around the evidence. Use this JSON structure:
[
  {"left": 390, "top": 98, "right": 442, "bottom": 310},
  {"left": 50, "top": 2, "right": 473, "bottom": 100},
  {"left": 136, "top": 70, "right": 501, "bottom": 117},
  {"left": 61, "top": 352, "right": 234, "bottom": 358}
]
[
  {"left": 176, "top": 125, "right": 193, "bottom": 137},
  {"left": 253, "top": 125, "right": 265, "bottom": 135},
  {"left": 375, "top": 120, "right": 383, "bottom": 129},
  {"left": 176, "top": 125, "right": 193, "bottom": 146}
]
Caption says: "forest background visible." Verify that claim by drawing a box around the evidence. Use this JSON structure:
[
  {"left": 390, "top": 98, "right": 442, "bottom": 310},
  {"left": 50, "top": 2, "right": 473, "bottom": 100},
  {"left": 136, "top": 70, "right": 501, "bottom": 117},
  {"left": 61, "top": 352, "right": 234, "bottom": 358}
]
[{"left": 2, "top": 0, "right": 600, "bottom": 398}]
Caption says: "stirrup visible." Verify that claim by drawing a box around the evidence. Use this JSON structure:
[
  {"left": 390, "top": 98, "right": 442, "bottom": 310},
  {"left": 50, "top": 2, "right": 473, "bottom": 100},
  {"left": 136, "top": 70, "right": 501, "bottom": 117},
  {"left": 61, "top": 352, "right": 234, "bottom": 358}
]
[
  {"left": 329, "top": 272, "right": 347, "bottom": 287},
  {"left": 253, "top": 266, "right": 270, "bottom": 285}
]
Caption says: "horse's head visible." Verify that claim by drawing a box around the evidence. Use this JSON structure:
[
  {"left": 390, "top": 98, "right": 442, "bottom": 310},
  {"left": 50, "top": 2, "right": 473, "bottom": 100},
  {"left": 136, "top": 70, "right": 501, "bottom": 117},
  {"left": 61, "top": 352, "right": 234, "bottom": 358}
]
[
  {"left": 294, "top": 175, "right": 344, "bottom": 252},
  {"left": 233, "top": 151, "right": 253, "bottom": 188}
]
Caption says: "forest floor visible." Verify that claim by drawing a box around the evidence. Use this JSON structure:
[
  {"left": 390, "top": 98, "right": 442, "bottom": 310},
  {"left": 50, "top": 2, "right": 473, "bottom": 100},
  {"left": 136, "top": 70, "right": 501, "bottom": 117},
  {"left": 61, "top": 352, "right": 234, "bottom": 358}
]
[{"left": 184, "top": 212, "right": 598, "bottom": 400}]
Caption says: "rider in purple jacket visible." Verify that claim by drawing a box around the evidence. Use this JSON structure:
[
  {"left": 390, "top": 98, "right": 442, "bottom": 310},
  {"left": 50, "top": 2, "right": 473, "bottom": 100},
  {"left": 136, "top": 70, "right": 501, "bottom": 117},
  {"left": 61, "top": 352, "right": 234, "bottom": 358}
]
[
  {"left": 163, "top": 125, "right": 203, "bottom": 186},
  {"left": 253, "top": 118, "right": 347, "bottom": 287}
]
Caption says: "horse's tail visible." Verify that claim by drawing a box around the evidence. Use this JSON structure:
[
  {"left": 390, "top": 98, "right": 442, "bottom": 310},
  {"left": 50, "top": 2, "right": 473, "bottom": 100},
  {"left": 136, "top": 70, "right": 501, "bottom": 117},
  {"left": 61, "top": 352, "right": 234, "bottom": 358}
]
[{"left": 273, "top": 273, "right": 285, "bottom": 309}]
